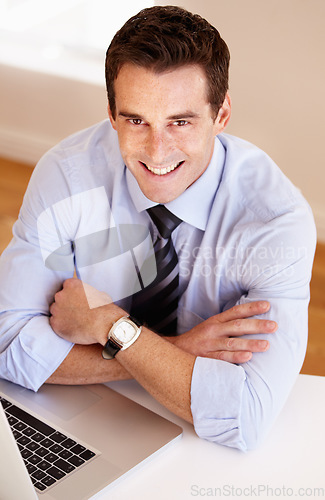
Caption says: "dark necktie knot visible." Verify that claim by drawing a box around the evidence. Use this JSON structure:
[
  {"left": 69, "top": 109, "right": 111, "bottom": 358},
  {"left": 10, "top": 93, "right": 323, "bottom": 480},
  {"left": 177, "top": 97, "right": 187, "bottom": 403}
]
[{"left": 147, "top": 205, "right": 182, "bottom": 239}]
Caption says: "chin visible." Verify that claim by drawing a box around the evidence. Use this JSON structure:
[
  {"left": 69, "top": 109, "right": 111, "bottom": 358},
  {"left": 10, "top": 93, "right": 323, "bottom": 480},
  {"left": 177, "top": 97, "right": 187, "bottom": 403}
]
[
  {"left": 147, "top": 194, "right": 175, "bottom": 204},
  {"left": 142, "top": 188, "right": 179, "bottom": 205}
]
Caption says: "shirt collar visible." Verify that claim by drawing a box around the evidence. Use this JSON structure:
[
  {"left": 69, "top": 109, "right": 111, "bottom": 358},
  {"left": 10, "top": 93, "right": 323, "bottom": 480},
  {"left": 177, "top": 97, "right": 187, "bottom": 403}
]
[{"left": 126, "top": 136, "right": 225, "bottom": 231}]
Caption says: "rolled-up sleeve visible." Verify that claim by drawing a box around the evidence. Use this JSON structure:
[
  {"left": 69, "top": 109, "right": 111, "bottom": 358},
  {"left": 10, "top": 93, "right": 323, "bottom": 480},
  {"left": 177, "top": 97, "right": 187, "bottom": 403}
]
[
  {"left": 190, "top": 201, "right": 316, "bottom": 451},
  {"left": 191, "top": 301, "right": 307, "bottom": 452},
  {"left": 190, "top": 297, "right": 310, "bottom": 452},
  {"left": 0, "top": 151, "right": 74, "bottom": 391},
  {"left": 191, "top": 357, "right": 247, "bottom": 450},
  {"left": 1, "top": 316, "right": 73, "bottom": 392}
]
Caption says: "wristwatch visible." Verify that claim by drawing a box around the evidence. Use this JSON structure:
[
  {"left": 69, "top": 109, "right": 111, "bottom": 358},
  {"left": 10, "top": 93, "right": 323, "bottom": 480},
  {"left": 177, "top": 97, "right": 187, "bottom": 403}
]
[{"left": 102, "top": 316, "right": 142, "bottom": 359}]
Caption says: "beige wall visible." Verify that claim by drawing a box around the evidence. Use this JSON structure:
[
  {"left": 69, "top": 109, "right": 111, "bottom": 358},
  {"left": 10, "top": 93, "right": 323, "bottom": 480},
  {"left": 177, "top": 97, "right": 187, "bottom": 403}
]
[
  {"left": 0, "top": 64, "right": 107, "bottom": 162},
  {"left": 0, "top": 0, "right": 324, "bottom": 239},
  {"left": 158, "top": 0, "right": 325, "bottom": 240}
]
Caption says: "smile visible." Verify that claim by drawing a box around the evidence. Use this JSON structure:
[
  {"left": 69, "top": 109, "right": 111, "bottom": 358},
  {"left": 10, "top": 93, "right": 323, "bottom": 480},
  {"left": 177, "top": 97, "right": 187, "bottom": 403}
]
[{"left": 141, "top": 161, "right": 184, "bottom": 176}]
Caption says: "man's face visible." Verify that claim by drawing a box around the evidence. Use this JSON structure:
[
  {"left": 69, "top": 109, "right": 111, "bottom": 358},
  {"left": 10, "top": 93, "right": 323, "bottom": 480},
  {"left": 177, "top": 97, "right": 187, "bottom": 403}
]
[{"left": 108, "top": 63, "right": 231, "bottom": 204}]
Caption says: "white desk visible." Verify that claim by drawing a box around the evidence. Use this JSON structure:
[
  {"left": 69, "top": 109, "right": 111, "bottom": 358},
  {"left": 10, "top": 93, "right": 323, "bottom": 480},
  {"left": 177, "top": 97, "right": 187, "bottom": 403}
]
[{"left": 94, "top": 375, "right": 325, "bottom": 500}]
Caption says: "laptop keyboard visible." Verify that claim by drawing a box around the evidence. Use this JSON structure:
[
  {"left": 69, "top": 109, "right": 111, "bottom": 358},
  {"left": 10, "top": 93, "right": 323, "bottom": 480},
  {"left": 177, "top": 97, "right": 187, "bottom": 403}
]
[{"left": 0, "top": 396, "right": 97, "bottom": 493}]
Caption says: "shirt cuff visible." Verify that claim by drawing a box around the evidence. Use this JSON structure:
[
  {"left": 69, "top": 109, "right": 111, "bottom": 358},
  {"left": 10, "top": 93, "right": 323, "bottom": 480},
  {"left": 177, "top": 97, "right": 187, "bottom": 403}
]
[
  {"left": 1, "top": 315, "right": 73, "bottom": 392},
  {"left": 190, "top": 356, "right": 247, "bottom": 451}
]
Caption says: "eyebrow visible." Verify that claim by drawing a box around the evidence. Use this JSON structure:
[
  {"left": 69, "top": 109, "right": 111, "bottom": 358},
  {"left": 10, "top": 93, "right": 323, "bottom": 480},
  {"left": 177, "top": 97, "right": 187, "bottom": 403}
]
[
  {"left": 167, "top": 112, "right": 200, "bottom": 120},
  {"left": 118, "top": 111, "right": 200, "bottom": 120},
  {"left": 118, "top": 112, "right": 143, "bottom": 119}
]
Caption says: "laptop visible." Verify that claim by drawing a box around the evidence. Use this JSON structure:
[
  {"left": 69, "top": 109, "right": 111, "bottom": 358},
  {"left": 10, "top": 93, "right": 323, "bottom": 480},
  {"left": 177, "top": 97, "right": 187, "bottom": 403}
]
[{"left": 0, "top": 379, "right": 182, "bottom": 499}]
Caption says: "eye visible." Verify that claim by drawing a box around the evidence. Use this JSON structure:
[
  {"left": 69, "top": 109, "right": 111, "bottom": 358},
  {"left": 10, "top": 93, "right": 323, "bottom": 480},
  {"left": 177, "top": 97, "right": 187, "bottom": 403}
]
[
  {"left": 173, "top": 120, "right": 189, "bottom": 127},
  {"left": 129, "top": 118, "right": 144, "bottom": 125}
]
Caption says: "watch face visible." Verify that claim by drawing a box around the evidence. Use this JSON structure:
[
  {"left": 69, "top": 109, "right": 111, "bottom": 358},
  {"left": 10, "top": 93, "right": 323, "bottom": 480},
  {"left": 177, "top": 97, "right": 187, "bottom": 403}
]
[{"left": 115, "top": 321, "right": 136, "bottom": 343}]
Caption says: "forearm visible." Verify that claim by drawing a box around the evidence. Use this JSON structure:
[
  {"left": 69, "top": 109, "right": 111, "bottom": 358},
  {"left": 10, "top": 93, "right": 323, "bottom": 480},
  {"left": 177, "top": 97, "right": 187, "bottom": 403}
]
[
  {"left": 47, "top": 328, "right": 195, "bottom": 423},
  {"left": 115, "top": 328, "right": 195, "bottom": 423},
  {"left": 48, "top": 279, "right": 277, "bottom": 428},
  {"left": 46, "top": 344, "right": 133, "bottom": 385}
]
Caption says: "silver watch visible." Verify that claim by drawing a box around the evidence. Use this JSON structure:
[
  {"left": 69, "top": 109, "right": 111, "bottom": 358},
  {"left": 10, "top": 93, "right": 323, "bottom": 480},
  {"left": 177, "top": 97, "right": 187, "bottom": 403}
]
[{"left": 102, "top": 316, "right": 142, "bottom": 359}]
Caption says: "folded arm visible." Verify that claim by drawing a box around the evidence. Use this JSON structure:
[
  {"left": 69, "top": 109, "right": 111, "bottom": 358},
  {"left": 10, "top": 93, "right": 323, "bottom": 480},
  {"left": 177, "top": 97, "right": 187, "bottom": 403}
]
[
  {"left": 48, "top": 278, "right": 276, "bottom": 423},
  {"left": 48, "top": 200, "right": 316, "bottom": 450}
]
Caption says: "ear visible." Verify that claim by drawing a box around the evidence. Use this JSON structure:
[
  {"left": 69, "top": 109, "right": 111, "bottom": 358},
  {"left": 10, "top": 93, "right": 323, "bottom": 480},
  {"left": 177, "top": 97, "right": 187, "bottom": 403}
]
[
  {"left": 107, "top": 104, "right": 117, "bottom": 131},
  {"left": 213, "top": 92, "right": 231, "bottom": 135}
]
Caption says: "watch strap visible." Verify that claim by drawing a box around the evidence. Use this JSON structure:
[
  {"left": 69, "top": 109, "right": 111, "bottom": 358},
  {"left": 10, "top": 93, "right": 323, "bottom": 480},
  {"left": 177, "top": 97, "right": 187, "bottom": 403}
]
[
  {"left": 128, "top": 315, "right": 142, "bottom": 328},
  {"left": 102, "top": 338, "right": 120, "bottom": 360}
]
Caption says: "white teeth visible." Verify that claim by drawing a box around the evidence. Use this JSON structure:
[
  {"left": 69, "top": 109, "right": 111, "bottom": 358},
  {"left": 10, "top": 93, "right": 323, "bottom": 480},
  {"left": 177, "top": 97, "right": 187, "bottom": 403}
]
[{"left": 144, "top": 162, "right": 181, "bottom": 175}]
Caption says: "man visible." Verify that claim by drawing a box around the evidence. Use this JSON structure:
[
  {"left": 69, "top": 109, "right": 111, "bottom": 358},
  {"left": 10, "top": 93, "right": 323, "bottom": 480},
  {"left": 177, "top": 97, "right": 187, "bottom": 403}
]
[{"left": 0, "top": 6, "right": 316, "bottom": 451}]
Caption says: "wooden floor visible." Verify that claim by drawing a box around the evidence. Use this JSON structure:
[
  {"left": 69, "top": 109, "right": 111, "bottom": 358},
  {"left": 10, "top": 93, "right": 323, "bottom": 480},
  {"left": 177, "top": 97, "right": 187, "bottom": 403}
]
[
  {"left": 0, "top": 157, "right": 324, "bottom": 376},
  {"left": 301, "top": 243, "right": 325, "bottom": 376}
]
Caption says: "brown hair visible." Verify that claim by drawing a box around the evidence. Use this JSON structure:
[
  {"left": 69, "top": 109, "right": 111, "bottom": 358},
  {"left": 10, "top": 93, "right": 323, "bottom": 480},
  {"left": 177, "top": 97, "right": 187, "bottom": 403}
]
[{"left": 105, "top": 5, "right": 230, "bottom": 119}]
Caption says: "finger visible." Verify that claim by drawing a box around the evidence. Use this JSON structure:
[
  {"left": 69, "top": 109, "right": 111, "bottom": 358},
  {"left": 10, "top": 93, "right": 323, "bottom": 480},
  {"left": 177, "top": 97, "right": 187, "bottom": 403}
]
[
  {"left": 63, "top": 278, "right": 79, "bottom": 288},
  {"left": 223, "top": 337, "right": 270, "bottom": 352},
  {"left": 53, "top": 289, "right": 64, "bottom": 305},
  {"left": 213, "top": 317, "right": 277, "bottom": 337},
  {"left": 49, "top": 302, "right": 55, "bottom": 316},
  {"left": 216, "top": 301, "right": 270, "bottom": 323},
  {"left": 49, "top": 314, "right": 57, "bottom": 331},
  {"left": 211, "top": 350, "right": 253, "bottom": 364}
]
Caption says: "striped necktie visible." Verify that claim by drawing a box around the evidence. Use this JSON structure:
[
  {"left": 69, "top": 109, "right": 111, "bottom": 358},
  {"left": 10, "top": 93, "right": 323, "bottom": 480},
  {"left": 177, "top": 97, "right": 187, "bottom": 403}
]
[{"left": 130, "top": 205, "right": 182, "bottom": 335}]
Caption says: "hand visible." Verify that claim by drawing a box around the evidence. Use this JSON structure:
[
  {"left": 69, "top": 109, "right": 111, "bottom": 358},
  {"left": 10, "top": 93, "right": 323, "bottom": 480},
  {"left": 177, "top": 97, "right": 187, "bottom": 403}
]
[
  {"left": 49, "top": 278, "right": 124, "bottom": 345},
  {"left": 172, "top": 301, "right": 277, "bottom": 363}
]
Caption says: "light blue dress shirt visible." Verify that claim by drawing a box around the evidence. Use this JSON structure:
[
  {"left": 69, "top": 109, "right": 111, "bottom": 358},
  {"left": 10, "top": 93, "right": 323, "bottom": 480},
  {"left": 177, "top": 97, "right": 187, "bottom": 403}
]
[{"left": 0, "top": 120, "right": 316, "bottom": 451}]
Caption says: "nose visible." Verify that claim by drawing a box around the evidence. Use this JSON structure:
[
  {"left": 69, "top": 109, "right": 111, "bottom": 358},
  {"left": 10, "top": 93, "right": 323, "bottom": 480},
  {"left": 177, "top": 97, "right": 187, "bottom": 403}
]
[{"left": 145, "top": 128, "right": 172, "bottom": 166}]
